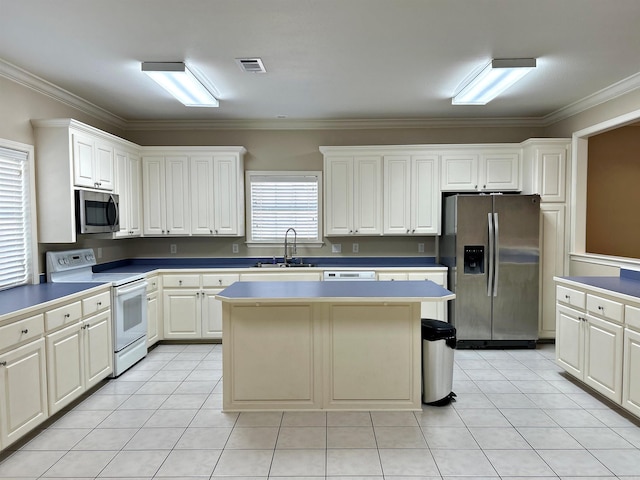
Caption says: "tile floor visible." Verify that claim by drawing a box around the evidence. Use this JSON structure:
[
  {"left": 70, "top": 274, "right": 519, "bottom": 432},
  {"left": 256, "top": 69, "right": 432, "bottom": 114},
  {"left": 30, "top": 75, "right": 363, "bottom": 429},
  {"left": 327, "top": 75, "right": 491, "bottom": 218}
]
[{"left": 1, "top": 342, "right": 640, "bottom": 479}]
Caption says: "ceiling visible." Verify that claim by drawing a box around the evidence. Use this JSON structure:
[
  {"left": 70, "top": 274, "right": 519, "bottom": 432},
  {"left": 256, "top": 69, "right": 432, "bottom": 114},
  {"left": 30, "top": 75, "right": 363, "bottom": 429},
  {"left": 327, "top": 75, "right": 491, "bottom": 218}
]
[{"left": 2, "top": 0, "right": 640, "bottom": 129}]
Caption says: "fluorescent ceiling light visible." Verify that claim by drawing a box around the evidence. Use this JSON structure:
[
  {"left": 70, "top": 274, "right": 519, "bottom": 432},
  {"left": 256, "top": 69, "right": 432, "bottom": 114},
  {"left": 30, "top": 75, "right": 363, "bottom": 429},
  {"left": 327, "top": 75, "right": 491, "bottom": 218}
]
[
  {"left": 141, "top": 62, "right": 219, "bottom": 107},
  {"left": 452, "top": 58, "right": 536, "bottom": 105}
]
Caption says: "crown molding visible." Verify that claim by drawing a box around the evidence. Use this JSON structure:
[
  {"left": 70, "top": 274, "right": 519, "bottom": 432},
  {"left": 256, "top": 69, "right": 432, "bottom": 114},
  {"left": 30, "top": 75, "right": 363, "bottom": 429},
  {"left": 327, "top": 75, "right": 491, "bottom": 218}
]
[
  {"left": 123, "top": 116, "right": 546, "bottom": 131},
  {"left": 3, "top": 57, "right": 640, "bottom": 131},
  {"left": 0, "top": 58, "right": 127, "bottom": 129},
  {"left": 541, "top": 71, "right": 640, "bottom": 126}
]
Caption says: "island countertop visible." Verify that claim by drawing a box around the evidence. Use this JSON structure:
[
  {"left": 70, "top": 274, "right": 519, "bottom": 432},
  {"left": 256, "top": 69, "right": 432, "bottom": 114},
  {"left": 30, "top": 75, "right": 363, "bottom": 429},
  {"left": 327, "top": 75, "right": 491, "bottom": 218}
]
[{"left": 216, "top": 280, "right": 455, "bottom": 303}]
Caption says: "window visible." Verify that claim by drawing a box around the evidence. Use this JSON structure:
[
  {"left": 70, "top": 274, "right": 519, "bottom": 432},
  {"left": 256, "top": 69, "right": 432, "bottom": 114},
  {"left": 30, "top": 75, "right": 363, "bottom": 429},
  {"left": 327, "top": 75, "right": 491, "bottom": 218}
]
[
  {"left": 0, "top": 141, "right": 37, "bottom": 290},
  {"left": 246, "top": 171, "right": 322, "bottom": 244}
]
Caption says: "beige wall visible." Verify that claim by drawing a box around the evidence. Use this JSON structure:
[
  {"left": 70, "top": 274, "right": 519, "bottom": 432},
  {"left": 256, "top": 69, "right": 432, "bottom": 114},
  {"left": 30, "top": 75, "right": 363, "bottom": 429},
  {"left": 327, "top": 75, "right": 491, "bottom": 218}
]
[
  {"left": 4, "top": 72, "right": 640, "bottom": 273},
  {"left": 586, "top": 126, "right": 640, "bottom": 258}
]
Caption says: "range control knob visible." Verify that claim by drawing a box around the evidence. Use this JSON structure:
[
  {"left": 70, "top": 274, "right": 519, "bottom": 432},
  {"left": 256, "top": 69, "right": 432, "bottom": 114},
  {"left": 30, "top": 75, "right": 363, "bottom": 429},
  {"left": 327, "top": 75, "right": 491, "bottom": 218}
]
[{"left": 58, "top": 258, "right": 64, "bottom": 265}]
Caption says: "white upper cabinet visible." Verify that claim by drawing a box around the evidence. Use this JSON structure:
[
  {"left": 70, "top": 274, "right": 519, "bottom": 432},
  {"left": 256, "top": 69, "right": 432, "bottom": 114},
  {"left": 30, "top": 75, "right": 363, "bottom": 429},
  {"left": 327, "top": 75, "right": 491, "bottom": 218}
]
[
  {"left": 522, "top": 139, "right": 570, "bottom": 202},
  {"left": 31, "top": 119, "right": 140, "bottom": 243},
  {"left": 440, "top": 148, "right": 521, "bottom": 192},
  {"left": 383, "top": 154, "right": 440, "bottom": 235},
  {"left": 142, "top": 147, "right": 246, "bottom": 237},
  {"left": 114, "top": 150, "right": 142, "bottom": 238},
  {"left": 72, "top": 132, "right": 114, "bottom": 191},
  {"left": 323, "top": 153, "right": 382, "bottom": 236},
  {"left": 142, "top": 155, "right": 190, "bottom": 236}
]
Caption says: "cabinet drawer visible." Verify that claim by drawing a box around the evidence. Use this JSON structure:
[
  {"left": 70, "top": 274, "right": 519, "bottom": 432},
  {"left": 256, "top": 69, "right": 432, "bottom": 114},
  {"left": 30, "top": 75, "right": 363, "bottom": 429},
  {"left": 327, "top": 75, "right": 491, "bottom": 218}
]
[
  {"left": 587, "top": 294, "right": 624, "bottom": 323},
  {"left": 377, "top": 273, "right": 408, "bottom": 281},
  {"left": 0, "top": 314, "right": 45, "bottom": 352},
  {"left": 82, "top": 290, "right": 111, "bottom": 316},
  {"left": 626, "top": 305, "right": 640, "bottom": 330},
  {"left": 202, "top": 273, "right": 239, "bottom": 287},
  {"left": 162, "top": 274, "right": 200, "bottom": 288},
  {"left": 146, "top": 276, "right": 160, "bottom": 293},
  {"left": 407, "top": 272, "right": 446, "bottom": 286},
  {"left": 557, "top": 285, "right": 586, "bottom": 309},
  {"left": 45, "top": 301, "right": 82, "bottom": 331}
]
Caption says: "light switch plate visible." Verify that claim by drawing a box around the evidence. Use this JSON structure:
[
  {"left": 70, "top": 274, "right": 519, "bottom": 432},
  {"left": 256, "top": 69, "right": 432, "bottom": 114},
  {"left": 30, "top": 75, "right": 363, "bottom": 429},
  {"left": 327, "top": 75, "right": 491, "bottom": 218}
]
[
  {"left": 352, "top": 243, "right": 359, "bottom": 253},
  {"left": 418, "top": 243, "right": 425, "bottom": 253},
  {"left": 170, "top": 244, "right": 177, "bottom": 254},
  {"left": 332, "top": 244, "right": 342, "bottom": 253},
  {"left": 232, "top": 243, "right": 239, "bottom": 254}
]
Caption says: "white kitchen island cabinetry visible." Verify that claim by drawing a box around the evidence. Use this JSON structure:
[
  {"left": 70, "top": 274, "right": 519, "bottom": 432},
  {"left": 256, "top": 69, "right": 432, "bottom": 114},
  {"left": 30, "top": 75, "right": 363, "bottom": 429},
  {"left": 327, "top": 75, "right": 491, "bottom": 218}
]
[
  {"left": 322, "top": 152, "right": 382, "bottom": 236},
  {"left": 0, "top": 315, "right": 48, "bottom": 450},
  {"left": 217, "top": 280, "right": 454, "bottom": 412},
  {"left": 383, "top": 154, "right": 440, "bottom": 235},
  {"left": 440, "top": 149, "right": 521, "bottom": 192},
  {"left": 46, "top": 288, "right": 113, "bottom": 415}
]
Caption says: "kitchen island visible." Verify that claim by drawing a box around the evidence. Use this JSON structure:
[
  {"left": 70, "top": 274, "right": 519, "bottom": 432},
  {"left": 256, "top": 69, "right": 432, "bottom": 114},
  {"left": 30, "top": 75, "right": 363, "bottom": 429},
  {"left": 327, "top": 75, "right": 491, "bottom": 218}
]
[{"left": 216, "top": 280, "right": 455, "bottom": 412}]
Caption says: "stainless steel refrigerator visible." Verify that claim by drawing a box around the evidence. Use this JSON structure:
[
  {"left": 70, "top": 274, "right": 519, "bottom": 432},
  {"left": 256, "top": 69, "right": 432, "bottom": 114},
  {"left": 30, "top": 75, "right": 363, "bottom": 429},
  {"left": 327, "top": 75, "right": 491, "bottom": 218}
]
[{"left": 440, "top": 194, "right": 540, "bottom": 348}]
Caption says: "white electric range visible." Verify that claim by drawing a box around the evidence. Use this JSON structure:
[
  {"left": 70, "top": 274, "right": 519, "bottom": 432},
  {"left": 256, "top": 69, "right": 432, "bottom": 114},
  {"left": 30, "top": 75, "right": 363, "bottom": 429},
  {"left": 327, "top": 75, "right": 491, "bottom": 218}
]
[{"left": 46, "top": 249, "right": 148, "bottom": 376}]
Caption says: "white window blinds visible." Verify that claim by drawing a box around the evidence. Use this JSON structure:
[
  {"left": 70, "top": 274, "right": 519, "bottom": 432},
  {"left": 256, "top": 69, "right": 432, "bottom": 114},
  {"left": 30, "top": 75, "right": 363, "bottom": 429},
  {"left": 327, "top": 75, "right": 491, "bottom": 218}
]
[
  {"left": 0, "top": 147, "right": 32, "bottom": 290},
  {"left": 248, "top": 173, "right": 321, "bottom": 242}
]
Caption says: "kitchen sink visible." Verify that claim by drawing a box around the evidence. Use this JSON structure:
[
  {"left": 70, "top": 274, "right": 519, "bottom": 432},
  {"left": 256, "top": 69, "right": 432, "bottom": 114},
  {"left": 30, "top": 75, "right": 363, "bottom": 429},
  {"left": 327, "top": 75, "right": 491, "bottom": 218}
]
[{"left": 253, "top": 262, "right": 317, "bottom": 268}]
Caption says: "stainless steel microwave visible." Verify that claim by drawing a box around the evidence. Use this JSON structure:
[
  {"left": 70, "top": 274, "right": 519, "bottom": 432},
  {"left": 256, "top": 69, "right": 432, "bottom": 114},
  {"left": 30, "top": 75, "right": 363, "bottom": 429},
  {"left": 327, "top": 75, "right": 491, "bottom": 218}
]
[{"left": 75, "top": 190, "right": 119, "bottom": 234}]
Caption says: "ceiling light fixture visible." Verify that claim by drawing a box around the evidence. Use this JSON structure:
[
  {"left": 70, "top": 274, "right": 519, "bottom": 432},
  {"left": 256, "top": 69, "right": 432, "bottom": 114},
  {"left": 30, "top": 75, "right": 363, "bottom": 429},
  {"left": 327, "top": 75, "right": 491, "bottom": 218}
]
[
  {"left": 452, "top": 58, "right": 536, "bottom": 105},
  {"left": 141, "top": 62, "right": 219, "bottom": 107}
]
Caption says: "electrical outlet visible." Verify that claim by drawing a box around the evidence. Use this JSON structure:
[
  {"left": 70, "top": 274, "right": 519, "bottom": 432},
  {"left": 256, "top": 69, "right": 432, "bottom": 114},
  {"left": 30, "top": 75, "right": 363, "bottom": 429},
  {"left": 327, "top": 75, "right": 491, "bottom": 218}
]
[
  {"left": 352, "top": 243, "right": 359, "bottom": 253},
  {"left": 96, "top": 247, "right": 103, "bottom": 259},
  {"left": 170, "top": 244, "right": 177, "bottom": 254},
  {"left": 331, "top": 243, "right": 342, "bottom": 254},
  {"left": 418, "top": 243, "right": 425, "bottom": 253},
  {"left": 232, "top": 243, "right": 239, "bottom": 254}
]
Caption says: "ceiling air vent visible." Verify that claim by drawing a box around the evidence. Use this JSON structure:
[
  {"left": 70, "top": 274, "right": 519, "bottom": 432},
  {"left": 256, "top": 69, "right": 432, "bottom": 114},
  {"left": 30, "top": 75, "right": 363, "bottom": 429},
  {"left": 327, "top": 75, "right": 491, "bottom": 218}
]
[{"left": 235, "top": 58, "right": 266, "bottom": 73}]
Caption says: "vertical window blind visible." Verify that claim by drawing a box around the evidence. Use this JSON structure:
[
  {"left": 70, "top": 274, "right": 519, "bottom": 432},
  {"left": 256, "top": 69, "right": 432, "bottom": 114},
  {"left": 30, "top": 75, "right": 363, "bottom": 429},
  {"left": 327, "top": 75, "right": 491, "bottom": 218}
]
[
  {"left": 0, "top": 147, "right": 32, "bottom": 290},
  {"left": 249, "top": 174, "right": 320, "bottom": 242}
]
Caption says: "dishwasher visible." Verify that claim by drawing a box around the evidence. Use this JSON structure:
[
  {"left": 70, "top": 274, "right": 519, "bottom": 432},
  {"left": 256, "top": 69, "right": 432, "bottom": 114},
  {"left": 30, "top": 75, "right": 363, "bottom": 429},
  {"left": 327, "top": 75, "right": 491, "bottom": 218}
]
[{"left": 322, "top": 271, "right": 376, "bottom": 281}]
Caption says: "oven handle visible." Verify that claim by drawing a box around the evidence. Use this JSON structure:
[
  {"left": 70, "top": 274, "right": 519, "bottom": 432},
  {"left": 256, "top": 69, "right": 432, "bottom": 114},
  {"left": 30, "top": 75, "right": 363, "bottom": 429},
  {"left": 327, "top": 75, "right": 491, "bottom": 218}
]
[{"left": 115, "top": 281, "right": 148, "bottom": 296}]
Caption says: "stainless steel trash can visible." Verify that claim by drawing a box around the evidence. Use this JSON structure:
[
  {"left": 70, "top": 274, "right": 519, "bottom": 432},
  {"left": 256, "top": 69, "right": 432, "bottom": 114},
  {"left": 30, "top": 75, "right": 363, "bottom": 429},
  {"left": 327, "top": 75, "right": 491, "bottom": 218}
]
[{"left": 421, "top": 319, "right": 456, "bottom": 405}]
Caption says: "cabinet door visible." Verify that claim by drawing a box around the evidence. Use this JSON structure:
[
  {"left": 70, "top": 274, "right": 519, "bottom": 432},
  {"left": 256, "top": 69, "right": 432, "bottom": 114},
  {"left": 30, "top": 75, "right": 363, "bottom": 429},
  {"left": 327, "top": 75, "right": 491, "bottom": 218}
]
[
  {"left": 412, "top": 155, "right": 439, "bottom": 234},
  {"left": 114, "top": 151, "right": 131, "bottom": 237},
  {"left": 94, "top": 141, "right": 114, "bottom": 190},
  {"left": 0, "top": 339, "right": 48, "bottom": 449},
  {"left": 214, "top": 155, "right": 241, "bottom": 235},
  {"left": 147, "top": 290, "right": 160, "bottom": 347},
  {"left": 537, "top": 146, "right": 567, "bottom": 202},
  {"left": 584, "top": 315, "right": 623, "bottom": 403},
  {"left": 46, "top": 322, "right": 84, "bottom": 415},
  {"left": 383, "top": 155, "right": 411, "bottom": 235},
  {"left": 481, "top": 152, "right": 520, "bottom": 191},
  {"left": 191, "top": 155, "right": 215, "bottom": 235},
  {"left": 353, "top": 156, "right": 382, "bottom": 235},
  {"left": 440, "top": 153, "right": 479, "bottom": 191},
  {"left": 202, "top": 288, "right": 223, "bottom": 339},
  {"left": 128, "top": 154, "right": 143, "bottom": 236},
  {"left": 324, "top": 156, "right": 353, "bottom": 235},
  {"left": 73, "top": 133, "right": 96, "bottom": 188},
  {"left": 539, "top": 205, "right": 566, "bottom": 338},
  {"left": 163, "top": 289, "right": 201, "bottom": 338},
  {"left": 623, "top": 327, "right": 640, "bottom": 417},
  {"left": 165, "top": 156, "right": 191, "bottom": 235},
  {"left": 83, "top": 311, "right": 113, "bottom": 389},
  {"left": 142, "top": 156, "right": 166, "bottom": 235},
  {"left": 555, "top": 305, "right": 584, "bottom": 379}
]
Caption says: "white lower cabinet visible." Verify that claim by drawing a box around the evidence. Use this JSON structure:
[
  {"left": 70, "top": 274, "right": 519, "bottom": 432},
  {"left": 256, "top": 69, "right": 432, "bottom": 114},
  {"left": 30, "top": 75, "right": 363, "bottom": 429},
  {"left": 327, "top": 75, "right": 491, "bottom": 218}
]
[
  {"left": 146, "top": 275, "right": 162, "bottom": 347},
  {"left": 163, "top": 273, "right": 239, "bottom": 340},
  {"left": 46, "top": 301, "right": 112, "bottom": 415},
  {"left": 555, "top": 280, "right": 630, "bottom": 410},
  {"left": 623, "top": 326, "right": 640, "bottom": 417},
  {"left": 376, "top": 270, "right": 447, "bottom": 321},
  {"left": 0, "top": 338, "right": 48, "bottom": 449}
]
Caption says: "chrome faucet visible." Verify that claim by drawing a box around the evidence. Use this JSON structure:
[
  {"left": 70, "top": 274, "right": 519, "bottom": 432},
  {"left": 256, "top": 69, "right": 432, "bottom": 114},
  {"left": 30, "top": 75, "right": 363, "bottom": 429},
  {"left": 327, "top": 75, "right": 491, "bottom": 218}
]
[{"left": 284, "top": 227, "right": 297, "bottom": 265}]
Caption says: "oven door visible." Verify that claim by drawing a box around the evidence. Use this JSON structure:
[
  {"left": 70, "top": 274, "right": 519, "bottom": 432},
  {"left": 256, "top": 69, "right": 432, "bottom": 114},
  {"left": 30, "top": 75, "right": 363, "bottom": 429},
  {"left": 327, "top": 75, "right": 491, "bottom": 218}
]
[{"left": 113, "top": 280, "right": 148, "bottom": 351}]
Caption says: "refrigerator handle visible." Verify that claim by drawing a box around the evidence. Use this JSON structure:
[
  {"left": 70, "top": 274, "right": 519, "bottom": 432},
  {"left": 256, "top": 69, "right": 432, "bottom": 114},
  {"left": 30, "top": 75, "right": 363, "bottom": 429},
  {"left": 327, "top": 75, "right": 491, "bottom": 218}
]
[
  {"left": 493, "top": 212, "right": 499, "bottom": 297},
  {"left": 487, "top": 212, "right": 494, "bottom": 297}
]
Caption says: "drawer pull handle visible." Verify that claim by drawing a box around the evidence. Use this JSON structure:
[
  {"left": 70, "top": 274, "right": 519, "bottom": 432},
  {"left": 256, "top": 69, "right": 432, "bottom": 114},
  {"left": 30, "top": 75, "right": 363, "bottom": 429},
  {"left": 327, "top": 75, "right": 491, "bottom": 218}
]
[
  {"left": 598, "top": 306, "right": 604, "bottom": 311},
  {"left": 97, "top": 302, "right": 102, "bottom": 306},
  {"left": 179, "top": 280, "right": 183, "bottom": 286},
  {"left": 0, "top": 361, "right": 6, "bottom": 367},
  {"left": 219, "top": 279, "right": 222, "bottom": 285},
  {"left": 565, "top": 295, "right": 570, "bottom": 300},
  {"left": 64, "top": 313, "right": 70, "bottom": 318},
  {"left": 21, "top": 329, "right": 28, "bottom": 334}
]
